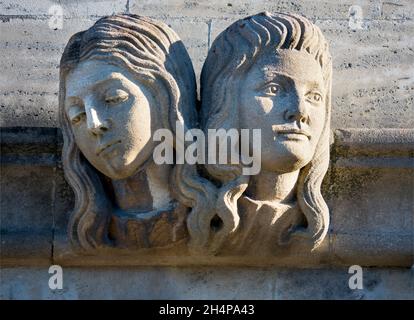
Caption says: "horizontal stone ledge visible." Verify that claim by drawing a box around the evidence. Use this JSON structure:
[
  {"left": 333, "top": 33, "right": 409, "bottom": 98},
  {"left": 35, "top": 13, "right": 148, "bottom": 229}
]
[
  {"left": 1, "top": 154, "right": 57, "bottom": 166},
  {"left": 1, "top": 266, "right": 413, "bottom": 300},
  {"left": 1, "top": 232, "right": 412, "bottom": 268},
  {"left": 0, "top": 127, "right": 58, "bottom": 145},
  {"left": 334, "top": 128, "right": 414, "bottom": 157},
  {"left": 0, "top": 231, "right": 52, "bottom": 267},
  {"left": 1, "top": 127, "right": 60, "bottom": 166},
  {"left": 335, "top": 157, "right": 414, "bottom": 169},
  {"left": 331, "top": 233, "right": 413, "bottom": 267}
]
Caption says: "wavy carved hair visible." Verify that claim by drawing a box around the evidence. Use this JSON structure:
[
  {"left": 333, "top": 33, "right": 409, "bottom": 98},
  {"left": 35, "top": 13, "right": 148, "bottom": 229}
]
[
  {"left": 59, "top": 14, "right": 214, "bottom": 251},
  {"left": 200, "top": 12, "right": 332, "bottom": 251}
]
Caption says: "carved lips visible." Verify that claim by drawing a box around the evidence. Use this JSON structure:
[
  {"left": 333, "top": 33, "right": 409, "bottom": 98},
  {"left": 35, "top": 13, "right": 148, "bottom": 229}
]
[
  {"left": 272, "top": 125, "right": 311, "bottom": 141},
  {"left": 96, "top": 140, "right": 122, "bottom": 157}
]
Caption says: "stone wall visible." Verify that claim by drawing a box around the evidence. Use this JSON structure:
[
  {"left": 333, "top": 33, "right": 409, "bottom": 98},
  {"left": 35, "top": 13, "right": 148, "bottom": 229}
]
[
  {"left": 1, "top": 0, "right": 413, "bottom": 299},
  {"left": 1, "top": 0, "right": 413, "bottom": 129},
  {"left": 1, "top": 267, "right": 412, "bottom": 299}
]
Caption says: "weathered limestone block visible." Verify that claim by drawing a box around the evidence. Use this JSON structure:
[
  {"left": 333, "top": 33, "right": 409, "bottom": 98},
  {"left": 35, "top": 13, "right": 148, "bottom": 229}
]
[
  {"left": 0, "top": 128, "right": 57, "bottom": 266},
  {"left": 327, "top": 128, "right": 414, "bottom": 266},
  {"left": 1, "top": 267, "right": 413, "bottom": 299},
  {"left": 2, "top": 1, "right": 413, "bottom": 129}
]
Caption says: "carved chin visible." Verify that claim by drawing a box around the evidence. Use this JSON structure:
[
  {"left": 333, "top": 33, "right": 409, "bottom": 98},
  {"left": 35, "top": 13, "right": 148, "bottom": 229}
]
[
  {"left": 96, "top": 157, "right": 133, "bottom": 180},
  {"left": 263, "top": 149, "right": 313, "bottom": 173},
  {"left": 285, "top": 157, "right": 311, "bottom": 172},
  {"left": 284, "top": 151, "right": 313, "bottom": 171},
  {"left": 268, "top": 159, "right": 309, "bottom": 173}
]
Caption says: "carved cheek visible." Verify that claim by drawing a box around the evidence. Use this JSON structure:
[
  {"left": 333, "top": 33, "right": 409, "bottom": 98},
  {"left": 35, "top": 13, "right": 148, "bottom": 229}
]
[
  {"left": 72, "top": 124, "right": 91, "bottom": 149},
  {"left": 309, "top": 106, "right": 326, "bottom": 136},
  {"left": 256, "top": 96, "right": 274, "bottom": 114}
]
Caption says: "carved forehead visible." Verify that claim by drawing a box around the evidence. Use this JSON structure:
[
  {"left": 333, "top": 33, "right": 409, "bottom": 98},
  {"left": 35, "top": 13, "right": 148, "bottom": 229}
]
[
  {"left": 250, "top": 49, "right": 325, "bottom": 86},
  {"left": 65, "top": 60, "right": 135, "bottom": 97}
]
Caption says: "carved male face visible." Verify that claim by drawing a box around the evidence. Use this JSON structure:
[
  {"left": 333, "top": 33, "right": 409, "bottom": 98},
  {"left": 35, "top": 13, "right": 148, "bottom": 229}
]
[
  {"left": 239, "top": 49, "right": 326, "bottom": 173},
  {"left": 65, "top": 60, "right": 160, "bottom": 179}
]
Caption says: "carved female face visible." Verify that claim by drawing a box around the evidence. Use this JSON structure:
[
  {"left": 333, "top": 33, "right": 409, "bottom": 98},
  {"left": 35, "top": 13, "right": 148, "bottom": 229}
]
[
  {"left": 239, "top": 49, "right": 326, "bottom": 173},
  {"left": 65, "top": 60, "right": 161, "bottom": 179}
]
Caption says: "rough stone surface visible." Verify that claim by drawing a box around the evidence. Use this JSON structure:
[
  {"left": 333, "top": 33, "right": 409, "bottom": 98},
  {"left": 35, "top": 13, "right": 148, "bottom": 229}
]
[
  {"left": 0, "top": 0, "right": 413, "bottom": 127},
  {"left": 0, "top": 267, "right": 413, "bottom": 299}
]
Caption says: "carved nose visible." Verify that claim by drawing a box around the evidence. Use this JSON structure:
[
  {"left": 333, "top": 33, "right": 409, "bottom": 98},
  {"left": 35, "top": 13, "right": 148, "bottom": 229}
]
[
  {"left": 87, "top": 108, "right": 109, "bottom": 135},
  {"left": 284, "top": 99, "right": 309, "bottom": 125}
]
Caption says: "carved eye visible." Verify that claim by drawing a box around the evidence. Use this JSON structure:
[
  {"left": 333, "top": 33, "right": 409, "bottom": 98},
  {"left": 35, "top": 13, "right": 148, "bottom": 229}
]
[
  {"left": 263, "top": 84, "right": 279, "bottom": 96},
  {"left": 68, "top": 105, "right": 85, "bottom": 125},
  {"left": 306, "top": 91, "right": 323, "bottom": 104},
  {"left": 105, "top": 89, "right": 129, "bottom": 105}
]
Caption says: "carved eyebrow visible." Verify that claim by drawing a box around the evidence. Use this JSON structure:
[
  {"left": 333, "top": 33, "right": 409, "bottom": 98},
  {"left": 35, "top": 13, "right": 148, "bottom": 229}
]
[
  {"left": 260, "top": 71, "right": 324, "bottom": 92},
  {"left": 91, "top": 75, "right": 125, "bottom": 89},
  {"left": 306, "top": 82, "right": 325, "bottom": 93},
  {"left": 256, "top": 72, "right": 292, "bottom": 90},
  {"left": 263, "top": 71, "right": 293, "bottom": 82},
  {"left": 65, "top": 74, "right": 127, "bottom": 102}
]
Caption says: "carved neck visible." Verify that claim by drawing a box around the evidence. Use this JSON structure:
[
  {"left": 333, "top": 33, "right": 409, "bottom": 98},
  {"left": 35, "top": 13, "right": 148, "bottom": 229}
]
[
  {"left": 245, "top": 169, "right": 299, "bottom": 204},
  {"left": 111, "top": 161, "right": 172, "bottom": 213}
]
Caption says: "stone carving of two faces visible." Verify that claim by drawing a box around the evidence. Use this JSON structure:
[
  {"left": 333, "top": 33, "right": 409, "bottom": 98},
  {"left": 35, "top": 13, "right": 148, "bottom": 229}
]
[{"left": 60, "top": 13, "right": 332, "bottom": 257}]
